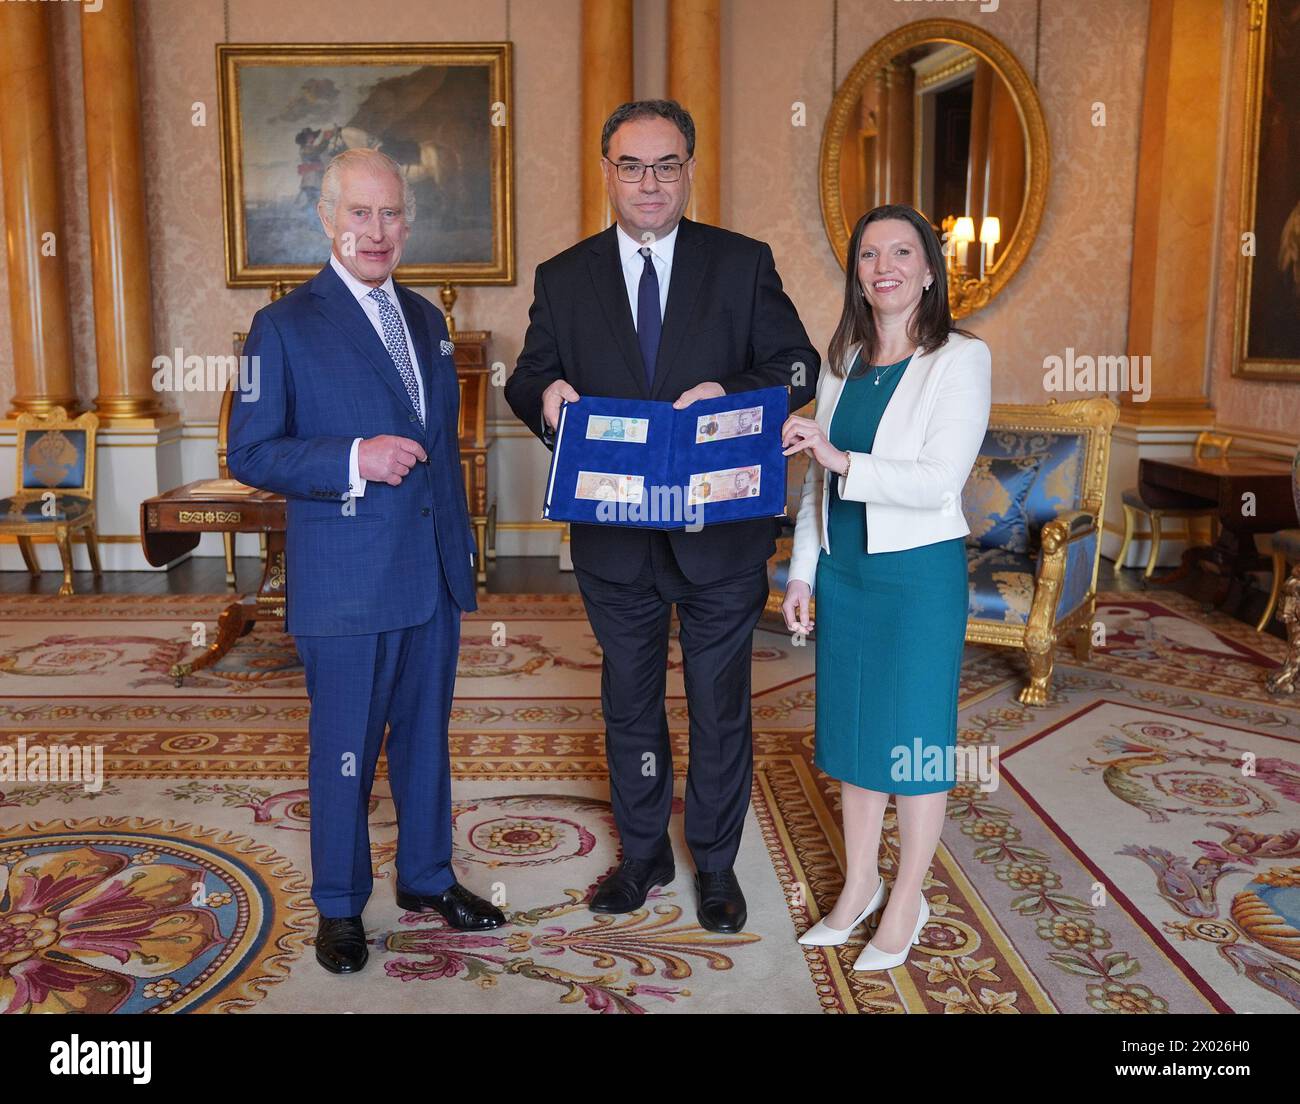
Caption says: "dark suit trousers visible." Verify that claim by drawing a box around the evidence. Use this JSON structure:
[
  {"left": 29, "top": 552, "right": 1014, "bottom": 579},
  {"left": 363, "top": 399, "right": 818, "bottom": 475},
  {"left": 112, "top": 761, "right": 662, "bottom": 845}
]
[
  {"left": 575, "top": 531, "right": 770, "bottom": 872},
  {"left": 294, "top": 567, "right": 460, "bottom": 918}
]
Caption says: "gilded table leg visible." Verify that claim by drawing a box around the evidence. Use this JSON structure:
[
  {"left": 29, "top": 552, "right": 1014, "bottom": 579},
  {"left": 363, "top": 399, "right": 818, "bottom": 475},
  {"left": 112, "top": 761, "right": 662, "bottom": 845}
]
[
  {"left": 55, "top": 524, "right": 74, "bottom": 596},
  {"left": 1265, "top": 565, "right": 1300, "bottom": 696}
]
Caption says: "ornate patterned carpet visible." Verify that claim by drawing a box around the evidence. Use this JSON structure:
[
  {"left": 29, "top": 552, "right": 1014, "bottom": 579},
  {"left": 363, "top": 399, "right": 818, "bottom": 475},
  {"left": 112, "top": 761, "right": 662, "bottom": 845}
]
[{"left": 0, "top": 590, "right": 1297, "bottom": 1014}]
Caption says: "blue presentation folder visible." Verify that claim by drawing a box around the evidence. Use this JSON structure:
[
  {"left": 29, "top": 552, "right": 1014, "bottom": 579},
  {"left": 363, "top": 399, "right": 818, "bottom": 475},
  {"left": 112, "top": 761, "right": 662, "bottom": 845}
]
[{"left": 542, "top": 385, "right": 789, "bottom": 529}]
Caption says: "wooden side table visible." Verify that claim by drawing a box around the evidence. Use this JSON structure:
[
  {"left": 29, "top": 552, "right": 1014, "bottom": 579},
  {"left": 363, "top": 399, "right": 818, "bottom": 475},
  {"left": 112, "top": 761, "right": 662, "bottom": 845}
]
[
  {"left": 139, "top": 481, "right": 286, "bottom": 686},
  {"left": 1138, "top": 455, "right": 1294, "bottom": 612}
]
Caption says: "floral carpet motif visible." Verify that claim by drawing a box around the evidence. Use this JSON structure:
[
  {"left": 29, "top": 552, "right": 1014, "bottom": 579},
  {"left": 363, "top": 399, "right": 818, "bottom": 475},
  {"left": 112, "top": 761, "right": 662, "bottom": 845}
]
[
  {"left": 0, "top": 819, "right": 310, "bottom": 1013},
  {"left": 0, "top": 590, "right": 1296, "bottom": 1013}
]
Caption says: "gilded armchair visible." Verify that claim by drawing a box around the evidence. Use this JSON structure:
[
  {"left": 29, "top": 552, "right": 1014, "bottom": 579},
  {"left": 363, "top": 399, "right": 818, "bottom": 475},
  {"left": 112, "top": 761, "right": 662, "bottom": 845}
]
[
  {"left": 0, "top": 407, "right": 102, "bottom": 596},
  {"left": 763, "top": 398, "right": 1118, "bottom": 704},
  {"left": 963, "top": 397, "right": 1119, "bottom": 705}
]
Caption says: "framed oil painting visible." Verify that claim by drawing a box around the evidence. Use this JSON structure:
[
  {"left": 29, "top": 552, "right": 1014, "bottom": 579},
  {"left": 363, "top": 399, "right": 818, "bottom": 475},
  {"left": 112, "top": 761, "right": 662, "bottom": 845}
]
[
  {"left": 217, "top": 43, "right": 514, "bottom": 288},
  {"left": 1234, "top": 0, "right": 1300, "bottom": 381}
]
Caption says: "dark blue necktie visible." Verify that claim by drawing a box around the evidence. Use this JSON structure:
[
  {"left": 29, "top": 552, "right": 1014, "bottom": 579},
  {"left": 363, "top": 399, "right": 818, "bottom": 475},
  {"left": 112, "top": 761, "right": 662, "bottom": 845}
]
[{"left": 636, "top": 246, "right": 661, "bottom": 390}]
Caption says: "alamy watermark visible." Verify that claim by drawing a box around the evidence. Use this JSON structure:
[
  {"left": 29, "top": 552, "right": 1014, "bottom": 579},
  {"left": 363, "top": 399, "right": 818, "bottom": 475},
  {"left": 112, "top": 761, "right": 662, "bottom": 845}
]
[
  {"left": 152, "top": 347, "right": 260, "bottom": 402},
  {"left": 1042, "top": 347, "right": 1150, "bottom": 403},
  {"left": 595, "top": 483, "right": 704, "bottom": 531},
  {"left": 891, "top": 739, "right": 1000, "bottom": 792},
  {"left": 0, "top": 737, "right": 104, "bottom": 793}
]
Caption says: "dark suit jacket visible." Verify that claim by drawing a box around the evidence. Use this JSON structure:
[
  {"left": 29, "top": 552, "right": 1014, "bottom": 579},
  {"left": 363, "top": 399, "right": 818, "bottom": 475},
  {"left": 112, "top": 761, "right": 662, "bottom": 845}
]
[
  {"left": 227, "top": 262, "right": 478, "bottom": 635},
  {"left": 505, "top": 217, "right": 819, "bottom": 585}
]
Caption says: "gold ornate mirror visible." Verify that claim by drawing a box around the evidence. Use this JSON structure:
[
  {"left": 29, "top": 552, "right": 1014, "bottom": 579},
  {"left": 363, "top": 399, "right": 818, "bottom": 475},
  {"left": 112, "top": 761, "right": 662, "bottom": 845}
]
[{"left": 819, "top": 19, "right": 1049, "bottom": 318}]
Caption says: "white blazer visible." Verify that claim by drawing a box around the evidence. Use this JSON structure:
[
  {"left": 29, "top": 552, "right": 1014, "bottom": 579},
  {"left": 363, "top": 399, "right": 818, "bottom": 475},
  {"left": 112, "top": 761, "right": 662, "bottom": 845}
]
[{"left": 788, "top": 330, "right": 992, "bottom": 593}]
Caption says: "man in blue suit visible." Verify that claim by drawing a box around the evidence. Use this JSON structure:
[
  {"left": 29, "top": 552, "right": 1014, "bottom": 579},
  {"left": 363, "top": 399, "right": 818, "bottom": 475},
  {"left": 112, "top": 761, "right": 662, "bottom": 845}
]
[{"left": 228, "top": 148, "right": 505, "bottom": 975}]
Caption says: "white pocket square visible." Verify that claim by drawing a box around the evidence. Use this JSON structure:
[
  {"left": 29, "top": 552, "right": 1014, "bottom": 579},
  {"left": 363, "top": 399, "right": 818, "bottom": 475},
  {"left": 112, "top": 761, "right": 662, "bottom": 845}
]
[{"left": 440, "top": 339, "right": 455, "bottom": 356}]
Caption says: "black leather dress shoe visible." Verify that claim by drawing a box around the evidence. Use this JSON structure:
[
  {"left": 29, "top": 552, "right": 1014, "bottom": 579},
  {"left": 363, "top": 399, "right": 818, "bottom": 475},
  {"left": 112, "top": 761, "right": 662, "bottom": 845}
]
[
  {"left": 696, "top": 869, "right": 747, "bottom": 933},
  {"left": 396, "top": 882, "right": 507, "bottom": 931},
  {"left": 590, "top": 848, "right": 675, "bottom": 913},
  {"left": 315, "top": 915, "right": 369, "bottom": 974}
]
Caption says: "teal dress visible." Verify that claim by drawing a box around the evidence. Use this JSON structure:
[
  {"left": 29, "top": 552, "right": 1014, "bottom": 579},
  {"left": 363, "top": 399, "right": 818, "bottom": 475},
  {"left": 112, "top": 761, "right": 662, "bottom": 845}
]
[{"left": 813, "top": 352, "right": 969, "bottom": 795}]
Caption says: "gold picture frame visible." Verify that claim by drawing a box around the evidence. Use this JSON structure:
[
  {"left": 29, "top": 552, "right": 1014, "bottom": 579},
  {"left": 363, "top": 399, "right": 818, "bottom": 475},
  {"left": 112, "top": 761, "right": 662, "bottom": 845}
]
[
  {"left": 217, "top": 42, "right": 515, "bottom": 288},
  {"left": 818, "top": 19, "right": 1050, "bottom": 320},
  {"left": 1232, "top": 0, "right": 1300, "bottom": 381}
]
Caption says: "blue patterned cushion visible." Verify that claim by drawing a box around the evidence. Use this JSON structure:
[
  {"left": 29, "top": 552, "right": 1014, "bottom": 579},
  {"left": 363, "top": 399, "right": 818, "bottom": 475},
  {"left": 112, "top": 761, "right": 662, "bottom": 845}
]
[
  {"left": 967, "top": 546, "right": 1035, "bottom": 624},
  {"left": 21, "top": 429, "right": 88, "bottom": 490},
  {"left": 0, "top": 494, "right": 92, "bottom": 524},
  {"left": 963, "top": 454, "right": 1045, "bottom": 553},
  {"left": 967, "top": 535, "right": 1097, "bottom": 628},
  {"left": 977, "top": 429, "right": 1087, "bottom": 550}
]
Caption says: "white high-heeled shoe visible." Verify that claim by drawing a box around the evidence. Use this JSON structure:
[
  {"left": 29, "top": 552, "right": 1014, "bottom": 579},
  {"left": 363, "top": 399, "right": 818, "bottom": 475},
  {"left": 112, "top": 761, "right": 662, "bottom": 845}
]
[
  {"left": 852, "top": 893, "right": 929, "bottom": 971},
  {"left": 797, "top": 878, "right": 887, "bottom": 946}
]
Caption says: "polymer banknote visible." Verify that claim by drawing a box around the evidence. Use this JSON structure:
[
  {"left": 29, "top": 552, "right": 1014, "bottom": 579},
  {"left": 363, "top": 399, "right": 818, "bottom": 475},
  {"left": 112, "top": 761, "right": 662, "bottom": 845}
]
[
  {"left": 575, "top": 470, "right": 645, "bottom": 503},
  {"left": 586, "top": 414, "right": 649, "bottom": 443},
  {"left": 687, "top": 464, "right": 761, "bottom": 506},
  {"left": 695, "top": 405, "right": 762, "bottom": 444}
]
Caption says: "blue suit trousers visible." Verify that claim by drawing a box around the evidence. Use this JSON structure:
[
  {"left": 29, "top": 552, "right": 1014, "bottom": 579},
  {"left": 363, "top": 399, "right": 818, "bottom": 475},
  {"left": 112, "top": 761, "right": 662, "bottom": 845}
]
[{"left": 294, "top": 568, "right": 459, "bottom": 918}]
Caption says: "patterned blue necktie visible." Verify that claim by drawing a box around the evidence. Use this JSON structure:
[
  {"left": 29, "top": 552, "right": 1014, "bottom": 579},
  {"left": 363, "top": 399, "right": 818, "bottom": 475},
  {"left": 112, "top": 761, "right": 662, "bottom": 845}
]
[
  {"left": 366, "top": 286, "right": 424, "bottom": 427},
  {"left": 637, "top": 246, "right": 661, "bottom": 391}
]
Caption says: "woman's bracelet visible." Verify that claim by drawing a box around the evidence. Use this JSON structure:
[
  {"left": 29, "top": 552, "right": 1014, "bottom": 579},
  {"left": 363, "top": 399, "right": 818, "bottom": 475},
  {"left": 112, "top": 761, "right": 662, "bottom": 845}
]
[{"left": 841, "top": 450, "right": 852, "bottom": 479}]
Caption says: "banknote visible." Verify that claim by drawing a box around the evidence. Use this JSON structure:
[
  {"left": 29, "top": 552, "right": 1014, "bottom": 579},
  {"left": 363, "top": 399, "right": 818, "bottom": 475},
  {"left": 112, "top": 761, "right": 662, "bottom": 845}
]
[
  {"left": 586, "top": 414, "right": 649, "bottom": 443},
  {"left": 695, "top": 405, "right": 762, "bottom": 443},
  {"left": 687, "top": 465, "right": 761, "bottom": 506},
  {"left": 575, "top": 470, "right": 644, "bottom": 504}
]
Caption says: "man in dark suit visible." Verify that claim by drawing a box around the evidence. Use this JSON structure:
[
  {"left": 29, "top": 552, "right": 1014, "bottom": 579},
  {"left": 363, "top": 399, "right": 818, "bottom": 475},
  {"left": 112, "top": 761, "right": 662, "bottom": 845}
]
[
  {"left": 228, "top": 148, "right": 505, "bottom": 975},
  {"left": 505, "top": 100, "right": 818, "bottom": 932}
]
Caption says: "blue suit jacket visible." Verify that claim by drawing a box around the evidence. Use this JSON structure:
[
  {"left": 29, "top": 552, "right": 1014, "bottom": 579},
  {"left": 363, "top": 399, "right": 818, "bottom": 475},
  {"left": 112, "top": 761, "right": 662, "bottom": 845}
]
[{"left": 227, "top": 262, "right": 478, "bottom": 636}]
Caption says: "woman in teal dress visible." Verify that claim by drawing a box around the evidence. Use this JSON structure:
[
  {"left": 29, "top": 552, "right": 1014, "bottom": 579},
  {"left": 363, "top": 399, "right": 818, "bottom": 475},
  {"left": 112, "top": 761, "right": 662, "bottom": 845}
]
[
  {"left": 813, "top": 350, "right": 969, "bottom": 795},
  {"left": 780, "top": 204, "right": 991, "bottom": 972}
]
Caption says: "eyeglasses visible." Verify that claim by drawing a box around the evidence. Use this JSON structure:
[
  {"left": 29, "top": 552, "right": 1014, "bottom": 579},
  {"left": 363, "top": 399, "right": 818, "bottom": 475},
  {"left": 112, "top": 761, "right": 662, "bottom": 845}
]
[{"left": 605, "top": 158, "right": 688, "bottom": 183}]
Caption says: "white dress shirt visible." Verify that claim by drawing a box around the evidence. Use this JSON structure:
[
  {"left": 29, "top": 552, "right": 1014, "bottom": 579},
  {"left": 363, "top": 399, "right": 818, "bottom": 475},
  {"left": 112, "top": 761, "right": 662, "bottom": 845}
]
[
  {"left": 541, "top": 221, "right": 678, "bottom": 441},
  {"left": 329, "top": 252, "right": 425, "bottom": 499},
  {"left": 616, "top": 220, "right": 676, "bottom": 326}
]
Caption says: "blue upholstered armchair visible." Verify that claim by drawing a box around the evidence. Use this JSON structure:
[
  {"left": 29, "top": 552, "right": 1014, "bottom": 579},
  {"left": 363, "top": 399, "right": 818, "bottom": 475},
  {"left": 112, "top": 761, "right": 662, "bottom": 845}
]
[
  {"left": 961, "top": 398, "right": 1119, "bottom": 705},
  {"left": 0, "top": 407, "right": 102, "bottom": 595},
  {"left": 764, "top": 399, "right": 1119, "bottom": 707}
]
